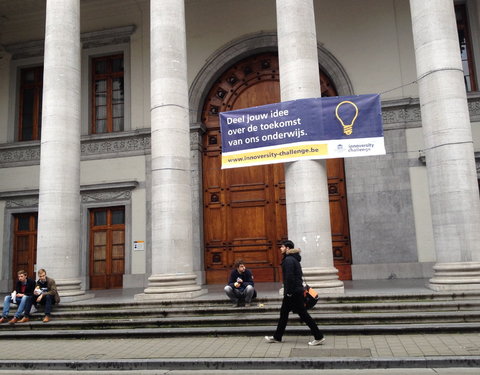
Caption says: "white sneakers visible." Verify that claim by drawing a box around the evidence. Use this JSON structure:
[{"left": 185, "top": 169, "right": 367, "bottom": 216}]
[
  {"left": 308, "top": 337, "right": 326, "bottom": 346},
  {"left": 265, "top": 335, "right": 326, "bottom": 346},
  {"left": 264, "top": 336, "right": 281, "bottom": 343}
]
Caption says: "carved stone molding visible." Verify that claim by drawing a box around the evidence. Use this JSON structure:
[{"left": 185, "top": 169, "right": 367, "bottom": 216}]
[
  {"left": 80, "top": 130, "right": 151, "bottom": 159},
  {"left": 382, "top": 93, "right": 480, "bottom": 128},
  {"left": 381, "top": 98, "right": 421, "bottom": 128},
  {"left": 0, "top": 130, "right": 151, "bottom": 168},
  {"left": 1, "top": 181, "right": 138, "bottom": 206},
  {"left": 0, "top": 143, "right": 40, "bottom": 166},
  {"left": 81, "top": 25, "right": 136, "bottom": 49},
  {"left": 5, "top": 25, "right": 136, "bottom": 59},
  {"left": 81, "top": 190, "right": 132, "bottom": 203},
  {"left": 5, "top": 197, "right": 38, "bottom": 209}
]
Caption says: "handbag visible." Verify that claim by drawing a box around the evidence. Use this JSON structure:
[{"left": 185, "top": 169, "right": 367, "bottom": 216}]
[{"left": 303, "top": 284, "right": 319, "bottom": 309}]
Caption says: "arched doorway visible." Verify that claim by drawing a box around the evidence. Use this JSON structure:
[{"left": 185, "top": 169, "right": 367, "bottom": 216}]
[{"left": 202, "top": 52, "right": 351, "bottom": 283}]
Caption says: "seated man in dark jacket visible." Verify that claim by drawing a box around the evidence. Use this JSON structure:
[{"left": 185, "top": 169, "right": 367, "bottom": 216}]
[
  {"left": 224, "top": 259, "right": 256, "bottom": 307},
  {"left": 0, "top": 270, "right": 35, "bottom": 324}
]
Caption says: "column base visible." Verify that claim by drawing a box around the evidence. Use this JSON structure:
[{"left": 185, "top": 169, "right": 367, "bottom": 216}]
[
  {"left": 302, "top": 267, "right": 345, "bottom": 294},
  {"left": 56, "top": 278, "right": 94, "bottom": 302},
  {"left": 427, "top": 262, "right": 480, "bottom": 291},
  {"left": 134, "top": 273, "right": 207, "bottom": 301}
]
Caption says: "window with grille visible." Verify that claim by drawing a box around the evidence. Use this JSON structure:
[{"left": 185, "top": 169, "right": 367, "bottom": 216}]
[{"left": 91, "top": 54, "right": 124, "bottom": 134}]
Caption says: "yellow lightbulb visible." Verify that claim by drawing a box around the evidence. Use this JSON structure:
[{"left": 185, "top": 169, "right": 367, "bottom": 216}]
[{"left": 335, "top": 101, "right": 359, "bottom": 136}]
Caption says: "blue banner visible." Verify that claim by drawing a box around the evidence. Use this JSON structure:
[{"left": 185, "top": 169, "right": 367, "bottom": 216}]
[{"left": 220, "top": 94, "right": 385, "bottom": 168}]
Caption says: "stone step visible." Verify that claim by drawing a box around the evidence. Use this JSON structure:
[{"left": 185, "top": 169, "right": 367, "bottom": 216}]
[
  {"left": 1, "top": 322, "right": 480, "bottom": 340},
  {"left": 39, "top": 298, "right": 480, "bottom": 318},
  {"left": 52, "top": 289, "right": 480, "bottom": 312},
  {"left": 4, "top": 292, "right": 480, "bottom": 338},
  {"left": 4, "top": 309, "right": 480, "bottom": 332}
]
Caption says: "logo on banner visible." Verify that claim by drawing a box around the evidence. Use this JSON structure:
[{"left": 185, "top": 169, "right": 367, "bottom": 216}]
[{"left": 335, "top": 100, "right": 359, "bottom": 136}]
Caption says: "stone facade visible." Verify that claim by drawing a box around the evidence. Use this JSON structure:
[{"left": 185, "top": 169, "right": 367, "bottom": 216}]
[{"left": 1, "top": 0, "right": 480, "bottom": 292}]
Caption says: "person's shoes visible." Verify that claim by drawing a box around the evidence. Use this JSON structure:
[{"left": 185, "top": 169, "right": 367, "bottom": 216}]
[
  {"left": 0, "top": 317, "right": 8, "bottom": 323},
  {"left": 308, "top": 337, "right": 326, "bottom": 346},
  {"left": 245, "top": 302, "right": 251, "bottom": 307},
  {"left": 43, "top": 315, "right": 50, "bottom": 323},
  {"left": 264, "top": 336, "right": 281, "bottom": 343},
  {"left": 8, "top": 317, "right": 18, "bottom": 324},
  {"left": 231, "top": 302, "right": 238, "bottom": 307},
  {"left": 18, "top": 316, "right": 29, "bottom": 323}
]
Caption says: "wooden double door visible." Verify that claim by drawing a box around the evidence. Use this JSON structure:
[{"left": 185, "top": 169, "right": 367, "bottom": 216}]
[
  {"left": 89, "top": 207, "right": 125, "bottom": 289},
  {"left": 12, "top": 213, "right": 37, "bottom": 285},
  {"left": 202, "top": 53, "right": 352, "bottom": 284}
]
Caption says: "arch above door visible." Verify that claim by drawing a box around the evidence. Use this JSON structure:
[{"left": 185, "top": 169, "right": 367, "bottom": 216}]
[{"left": 189, "top": 31, "right": 354, "bottom": 124}]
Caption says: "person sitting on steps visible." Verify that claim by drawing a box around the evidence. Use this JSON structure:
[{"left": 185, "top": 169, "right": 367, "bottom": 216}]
[
  {"left": 31, "top": 268, "right": 60, "bottom": 323},
  {"left": 224, "top": 259, "right": 256, "bottom": 307},
  {"left": 0, "top": 270, "right": 35, "bottom": 324}
]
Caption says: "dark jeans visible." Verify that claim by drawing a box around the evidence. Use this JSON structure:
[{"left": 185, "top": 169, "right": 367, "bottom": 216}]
[
  {"left": 26, "top": 294, "right": 55, "bottom": 316},
  {"left": 273, "top": 291, "right": 323, "bottom": 341},
  {"left": 37, "top": 294, "right": 56, "bottom": 315}
]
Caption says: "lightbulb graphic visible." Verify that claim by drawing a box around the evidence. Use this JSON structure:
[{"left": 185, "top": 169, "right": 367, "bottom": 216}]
[{"left": 335, "top": 100, "right": 359, "bottom": 136}]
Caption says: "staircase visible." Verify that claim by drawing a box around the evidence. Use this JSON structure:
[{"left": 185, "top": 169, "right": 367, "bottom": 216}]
[{"left": 2, "top": 284, "right": 480, "bottom": 339}]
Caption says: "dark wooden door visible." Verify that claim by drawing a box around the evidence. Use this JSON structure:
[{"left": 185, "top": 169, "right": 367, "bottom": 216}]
[
  {"left": 202, "top": 52, "right": 352, "bottom": 283},
  {"left": 89, "top": 207, "right": 125, "bottom": 289},
  {"left": 12, "top": 213, "right": 37, "bottom": 285}
]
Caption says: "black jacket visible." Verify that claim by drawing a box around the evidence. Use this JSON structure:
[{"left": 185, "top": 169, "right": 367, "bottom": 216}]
[
  {"left": 281, "top": 248, "right": 304, "bottom": 296},
  {"left": 227, "top": 269, "right": 255, "bottom": 292},
  {"left": 15, "top": 278, "right": 36, "bottom": 296}
]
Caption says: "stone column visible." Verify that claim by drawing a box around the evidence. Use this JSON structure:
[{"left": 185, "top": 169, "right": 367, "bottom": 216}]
[
  {"left": 276, "top": 0, "right": 343, "bottom": 293},
  {"left": 135, "top": 0, "right": 206, "bottom": 300},
  {"left": 37, "top": 0, "right": 87, "bottom": 299},
  {"left": 410, "top": 0, "right": 480, "bottom": 290}
]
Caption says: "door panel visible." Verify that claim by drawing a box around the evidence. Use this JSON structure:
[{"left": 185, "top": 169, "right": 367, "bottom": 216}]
[
  {"left": 202, "top": 52, "right": 352, "bottom": 283},
  {"left": 89, "top": 207, "right": 125, "bottom": 289},
  {"left": 12, "top": 213, "right": 37, "bottom": 286}
]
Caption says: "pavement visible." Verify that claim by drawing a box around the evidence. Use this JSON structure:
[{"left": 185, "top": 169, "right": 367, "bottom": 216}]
[{"left": 1, "top": 279, "right": 480, "bottom": 374}]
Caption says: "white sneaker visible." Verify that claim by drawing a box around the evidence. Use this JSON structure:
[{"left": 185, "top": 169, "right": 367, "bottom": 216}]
[
  {"left": 308, "top": 337, "right": 326, "bottom": 346},
  {"left": 264, "top": 336, "right": 280, "bottom": 343}
]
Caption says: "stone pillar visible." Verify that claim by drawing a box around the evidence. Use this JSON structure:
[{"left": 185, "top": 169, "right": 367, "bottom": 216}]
[
  {"left": 410, "top": 0, "right": 480, "bottom": 290},
  {"left": 135, "top": 0, "right": 206, "bottom": 300},
  {"left": 37, "top": 0, "right": 88, "bottom": 299},
  {"left": 276, "top": 0, "right": 343, "bottom": 293}
]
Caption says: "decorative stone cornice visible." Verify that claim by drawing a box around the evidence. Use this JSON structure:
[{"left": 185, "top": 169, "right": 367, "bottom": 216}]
[
  {"left": 0, "top": 181, "right": 138, "bottom": 207},
  {"left": 381, "top": 92, "right": 480, "bottom": 129},
  {"left": 0, "top": 129, "right": 151, "bottom": 168},
  {"left": 5, "top": 197, "right": 39, "bottom": 209},
  {"left": 80, "top": 129, "right": 151, "bottom": 160},
  {"left": 5, "top": 25, "right": 136, "bottom": 59},
  {"left": 81, "top": 190, "right": 132, "bottom": 203},
  {"left": 81, "top": 181, "right": 137, "bottom": 203},
  {"left": 81, "top": 25, "right": 136, "bottom": 49},
  {"left": 0, "top": 141, "right": 41, "bottom": 166},
  {"left": 381, "top": 97, "right": 422, "bottom": 130}
]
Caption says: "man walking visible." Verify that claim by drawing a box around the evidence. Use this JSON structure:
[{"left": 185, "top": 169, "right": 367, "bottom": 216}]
[
  {"left": 224, "top": 259, "right": 256, "bottom": 307},
  {"left": 265, "top": 240, "right": 325, "bottom": 346}
]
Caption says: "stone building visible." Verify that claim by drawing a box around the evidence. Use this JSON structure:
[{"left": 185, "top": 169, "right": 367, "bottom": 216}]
[{"left": 0, "top": 0, "right": 479, "bottom": 299}]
